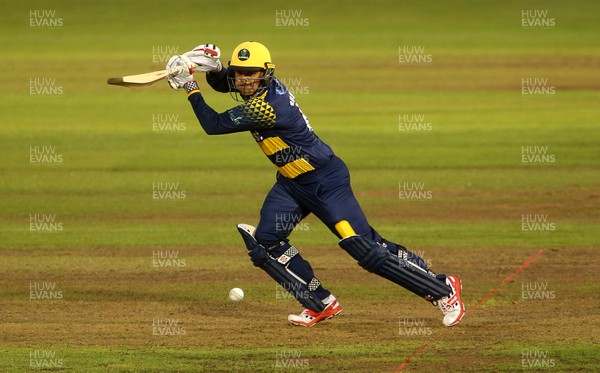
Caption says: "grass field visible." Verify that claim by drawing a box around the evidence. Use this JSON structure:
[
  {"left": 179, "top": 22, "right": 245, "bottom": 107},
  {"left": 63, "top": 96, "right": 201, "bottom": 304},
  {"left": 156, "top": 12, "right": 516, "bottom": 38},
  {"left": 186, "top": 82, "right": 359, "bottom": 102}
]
[{"left": 1, "top": 0, "right": 599, "bottom": 371}]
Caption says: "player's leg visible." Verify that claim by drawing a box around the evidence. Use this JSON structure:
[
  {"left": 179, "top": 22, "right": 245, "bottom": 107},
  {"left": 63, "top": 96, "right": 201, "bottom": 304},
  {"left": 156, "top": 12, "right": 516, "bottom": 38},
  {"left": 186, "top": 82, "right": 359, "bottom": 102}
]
[
  {"left": 254, "top": 181, "right": 331, "bottom": 304},
  {"left": 237, "top": 180, "right": 342, "bottom": 326},
  {"left": 298, "top": 156, "right": 465, "bottom": 325},
  {"left": 335, "top": 220, "right": 465, "bottom": 326}
]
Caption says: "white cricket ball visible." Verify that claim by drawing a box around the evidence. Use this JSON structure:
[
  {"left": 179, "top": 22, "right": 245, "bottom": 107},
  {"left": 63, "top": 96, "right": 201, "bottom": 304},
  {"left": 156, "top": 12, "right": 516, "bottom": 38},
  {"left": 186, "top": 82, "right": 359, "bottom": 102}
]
[{"left": 229, "top": 288, "right": 244, "bottom": 301}]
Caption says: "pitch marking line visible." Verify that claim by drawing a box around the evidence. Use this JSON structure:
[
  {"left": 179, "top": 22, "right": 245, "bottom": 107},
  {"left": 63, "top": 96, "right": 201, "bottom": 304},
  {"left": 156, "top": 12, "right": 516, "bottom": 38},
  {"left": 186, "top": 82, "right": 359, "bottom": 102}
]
[{"left": 395, "top": 249, "right": 545, "bottom": 372}]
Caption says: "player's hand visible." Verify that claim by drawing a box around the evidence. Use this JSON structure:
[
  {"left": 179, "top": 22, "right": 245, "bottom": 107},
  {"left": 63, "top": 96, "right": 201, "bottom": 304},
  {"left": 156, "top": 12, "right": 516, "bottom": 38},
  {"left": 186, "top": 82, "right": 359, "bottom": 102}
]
[
  {"left": 165, "top": 55, "right": 195, "bottom": 90},
  {"left": 183, "top": 44, "right": 222, "bottom": 73}
]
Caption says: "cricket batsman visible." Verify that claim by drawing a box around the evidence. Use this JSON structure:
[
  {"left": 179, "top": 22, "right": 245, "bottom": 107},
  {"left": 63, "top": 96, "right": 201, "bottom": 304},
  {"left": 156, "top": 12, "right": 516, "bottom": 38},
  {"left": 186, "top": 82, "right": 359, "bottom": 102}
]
[{"left": 165, "top": 42, "right": 465, "bottom": 327}]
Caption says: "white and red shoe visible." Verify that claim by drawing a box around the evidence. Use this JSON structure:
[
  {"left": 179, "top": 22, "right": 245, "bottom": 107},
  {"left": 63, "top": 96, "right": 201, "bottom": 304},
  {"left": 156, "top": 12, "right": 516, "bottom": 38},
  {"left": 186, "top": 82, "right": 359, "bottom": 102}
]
[
  {"left": 437, "top": 275, "right": 465, "bottom": 327},
  {"left": 288, "top": 295, "right": 343, "bottom": 327}
]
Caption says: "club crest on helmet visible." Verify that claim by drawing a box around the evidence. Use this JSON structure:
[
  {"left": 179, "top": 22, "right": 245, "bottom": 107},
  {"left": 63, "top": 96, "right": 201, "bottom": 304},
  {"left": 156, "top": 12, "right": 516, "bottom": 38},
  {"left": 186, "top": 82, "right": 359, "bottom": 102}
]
[{"left": 238, "top": 49, "right": 250, "bottom": 61}]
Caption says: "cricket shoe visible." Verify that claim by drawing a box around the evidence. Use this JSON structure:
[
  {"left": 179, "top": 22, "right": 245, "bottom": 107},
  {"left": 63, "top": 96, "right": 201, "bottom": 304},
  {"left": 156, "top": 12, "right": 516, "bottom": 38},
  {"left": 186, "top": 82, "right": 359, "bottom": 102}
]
[
  {"left": 288, "top": 295, "right": 342, "bottom": 327},
  {"left": 436, "top": 275, "right": 465, "bottom": 327}
]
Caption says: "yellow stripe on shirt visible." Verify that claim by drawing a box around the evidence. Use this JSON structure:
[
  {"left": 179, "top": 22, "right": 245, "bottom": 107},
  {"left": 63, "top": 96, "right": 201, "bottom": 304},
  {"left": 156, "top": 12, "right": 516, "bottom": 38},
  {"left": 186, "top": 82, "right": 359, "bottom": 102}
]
[
  {"left": 278, "top": 158, "right": 315, "bottom": 179},
  {"left": 257, "top": 136, "right": 289, "bottom": 156}
]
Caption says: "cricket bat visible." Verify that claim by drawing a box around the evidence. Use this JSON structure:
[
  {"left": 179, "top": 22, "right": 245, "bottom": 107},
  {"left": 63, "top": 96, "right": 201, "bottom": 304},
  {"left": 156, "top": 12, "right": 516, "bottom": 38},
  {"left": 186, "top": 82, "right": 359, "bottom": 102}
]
[{"left": 107, "top": 66, "right": 185, "bottom": 87}]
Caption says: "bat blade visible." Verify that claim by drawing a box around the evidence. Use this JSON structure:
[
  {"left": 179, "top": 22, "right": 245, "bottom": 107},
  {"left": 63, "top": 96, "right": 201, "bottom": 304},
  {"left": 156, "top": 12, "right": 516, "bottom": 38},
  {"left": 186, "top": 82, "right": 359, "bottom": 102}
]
[{"left": 107, "top": 67, "right": 183, "bottom": 87}]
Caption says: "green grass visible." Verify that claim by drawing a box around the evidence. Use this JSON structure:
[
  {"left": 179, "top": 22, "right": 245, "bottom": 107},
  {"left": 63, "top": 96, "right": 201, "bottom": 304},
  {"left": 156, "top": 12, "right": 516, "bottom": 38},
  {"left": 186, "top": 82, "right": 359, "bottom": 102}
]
[
  {"left": 3, "top": 344, "right": 421, "bottom": 372},
  {"left": 1, "top": 0, "right": 599, "bottom": 371}
]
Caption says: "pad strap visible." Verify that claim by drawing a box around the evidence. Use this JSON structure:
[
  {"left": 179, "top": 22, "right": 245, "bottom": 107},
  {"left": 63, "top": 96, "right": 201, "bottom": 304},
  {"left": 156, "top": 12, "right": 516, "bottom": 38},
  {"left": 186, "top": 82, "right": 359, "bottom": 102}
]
[{"left": 276, "top": 246, "right": 299, "bottom": 264}]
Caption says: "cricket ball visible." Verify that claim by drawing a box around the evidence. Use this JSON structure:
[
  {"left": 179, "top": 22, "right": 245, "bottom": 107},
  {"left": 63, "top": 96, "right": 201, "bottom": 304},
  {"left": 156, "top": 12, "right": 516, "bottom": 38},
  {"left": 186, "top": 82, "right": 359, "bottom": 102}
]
[{"left": 229, "top": 288, "right": 244, "bottom": 301}]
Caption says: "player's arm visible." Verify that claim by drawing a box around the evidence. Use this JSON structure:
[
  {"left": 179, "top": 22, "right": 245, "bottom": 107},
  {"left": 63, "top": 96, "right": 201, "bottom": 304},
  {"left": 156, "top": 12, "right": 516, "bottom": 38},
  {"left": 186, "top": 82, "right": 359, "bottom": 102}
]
[
  {"left": 186, "top": 88, "right": 245, "bottom": 135},
  {"left": 186, "top": 89, "right": 276, "bottom": 135}
]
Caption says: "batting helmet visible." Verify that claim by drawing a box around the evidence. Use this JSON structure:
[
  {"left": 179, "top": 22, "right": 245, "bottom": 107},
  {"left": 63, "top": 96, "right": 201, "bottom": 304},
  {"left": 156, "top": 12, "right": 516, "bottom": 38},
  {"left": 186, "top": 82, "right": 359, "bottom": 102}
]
[{"left": 227, "top": 41, "right": 275, "bottom": 100}]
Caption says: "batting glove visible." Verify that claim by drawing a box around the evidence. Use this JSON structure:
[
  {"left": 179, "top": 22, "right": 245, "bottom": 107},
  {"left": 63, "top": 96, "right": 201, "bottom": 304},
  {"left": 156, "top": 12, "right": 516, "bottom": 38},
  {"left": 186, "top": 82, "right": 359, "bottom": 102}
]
[
  {"left": 165, "top": 55, "right": 195, "bottom": 91},
  {"left": 183, "top": 44, "right": 222, "bottom": 73}
]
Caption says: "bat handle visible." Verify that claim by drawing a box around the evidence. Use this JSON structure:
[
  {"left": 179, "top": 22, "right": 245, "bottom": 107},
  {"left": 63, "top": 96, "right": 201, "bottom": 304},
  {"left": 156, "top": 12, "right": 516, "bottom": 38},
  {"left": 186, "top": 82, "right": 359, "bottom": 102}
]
[{"left": 167, "top": 66, "right": 184, "bottom": 76}]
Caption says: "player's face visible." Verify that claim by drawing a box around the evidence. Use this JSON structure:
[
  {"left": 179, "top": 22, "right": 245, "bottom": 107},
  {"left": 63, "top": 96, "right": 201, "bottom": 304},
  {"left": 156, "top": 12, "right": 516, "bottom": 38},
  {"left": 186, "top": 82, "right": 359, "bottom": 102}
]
[{"left": 234, "top": 70, "right": 264, "bottom": 97}]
